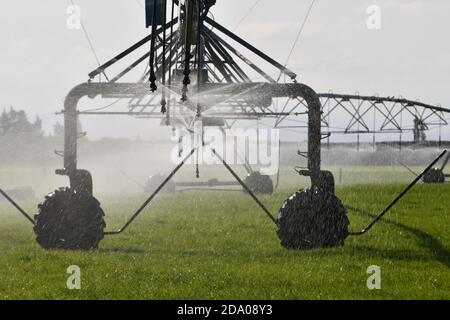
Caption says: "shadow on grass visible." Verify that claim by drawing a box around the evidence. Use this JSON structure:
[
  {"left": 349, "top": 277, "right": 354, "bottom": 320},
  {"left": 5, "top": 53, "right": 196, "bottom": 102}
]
[
  {"left": 98, "top": 247, "right": 145, "bottom": 254},
  {"left": 347, "top": 206, "right": 450, "bottom": 269},
  {"left": 348, "top": 246, "right": 430, "bottom": 262}
]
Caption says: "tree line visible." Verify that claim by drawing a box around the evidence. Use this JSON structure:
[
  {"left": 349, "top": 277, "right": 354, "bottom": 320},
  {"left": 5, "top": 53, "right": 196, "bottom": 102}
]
[{"left": 0, "top": 108, "right": 65, "bottom": 166}]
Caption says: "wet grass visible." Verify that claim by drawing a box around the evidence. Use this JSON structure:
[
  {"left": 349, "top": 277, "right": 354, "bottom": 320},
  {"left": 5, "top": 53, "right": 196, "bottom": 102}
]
[{"left": 0, "top": 183, "right": 449, "bottom": 299}]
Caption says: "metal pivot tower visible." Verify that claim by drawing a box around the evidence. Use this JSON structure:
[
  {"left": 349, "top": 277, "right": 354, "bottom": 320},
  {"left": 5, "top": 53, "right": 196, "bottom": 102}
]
[
  {"left": 46, "top": 0, "right": 332, "bottom": 249},
  {"left": 1, "top": 0, "right": 448, "bottom": 250},
  {"left": 71, "top": 1, "right": 324, "bottom": 187}
]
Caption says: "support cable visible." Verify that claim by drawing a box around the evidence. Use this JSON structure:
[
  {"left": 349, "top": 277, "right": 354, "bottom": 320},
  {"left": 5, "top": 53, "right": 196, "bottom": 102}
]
[
  {"left": 134, "top": 0, "right": 144, "bottom": 9},
  {"left": 233, "top": 0, "right": 262, "bottom": 32},
  {"left": 69, "top": 0, "right": 109, "bottom": 81},
  {"left": 277, "top": 0, "right": 316, "bottom": 82}
]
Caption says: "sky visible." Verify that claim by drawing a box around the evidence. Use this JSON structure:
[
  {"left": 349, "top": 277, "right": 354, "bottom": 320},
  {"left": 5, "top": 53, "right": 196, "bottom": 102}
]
[{"left": 0, "top": 0, "right": 449, "bottom": 141}]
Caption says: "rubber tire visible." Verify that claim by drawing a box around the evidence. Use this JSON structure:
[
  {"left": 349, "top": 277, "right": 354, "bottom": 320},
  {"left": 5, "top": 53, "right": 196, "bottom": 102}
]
[
  {"left": 277, "top": 188, "right": 349, "bottom": 249},
  {"left": 318, "top": 171, "right": 335, "bottom": 194},
  {"left": 34, "top": 187, "right": 105, "bottom": 250},
  {"left": 423, "top": 168, "right": 445, "bottom": 184},
  {"left": 244, "top": 172, "right": 274, "bottom": 195}
]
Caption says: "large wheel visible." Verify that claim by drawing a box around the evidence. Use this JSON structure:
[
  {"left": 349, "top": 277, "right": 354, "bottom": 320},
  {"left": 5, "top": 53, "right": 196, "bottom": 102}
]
[
  {"left": 423, "top": 168, "right": 445, "bottom": 184},
  {"left": 277, "top": 188, "right": 349, "bottom": 249},
  {"left": 145, "top": 173, "right": 176, "bottom": 194},
  {"left": 318, "top": 170, "right": 335, "bottom": 194},
  {"left": 34, "top": 188, "right": 105, "bottom": 250},
  {"left": 244, "top": 172, "right": 274, "bottom": 195}
]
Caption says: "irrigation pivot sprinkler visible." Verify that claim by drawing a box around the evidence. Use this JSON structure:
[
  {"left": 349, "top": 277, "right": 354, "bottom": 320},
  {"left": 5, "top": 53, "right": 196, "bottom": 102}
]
[{"left": 1, "top": 1, "right": 449, "bottom": 250}]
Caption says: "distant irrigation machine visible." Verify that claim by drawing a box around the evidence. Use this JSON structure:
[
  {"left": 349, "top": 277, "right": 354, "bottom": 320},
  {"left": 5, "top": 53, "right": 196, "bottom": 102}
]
[{"left": 1, "top": 0, "right": 449, "bottom": 250}]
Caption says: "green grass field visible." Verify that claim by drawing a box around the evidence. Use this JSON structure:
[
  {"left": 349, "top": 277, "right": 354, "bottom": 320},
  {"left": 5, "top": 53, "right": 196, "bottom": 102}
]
[{"left": 0, "top": 177, "right": 449, "bottom": 300}]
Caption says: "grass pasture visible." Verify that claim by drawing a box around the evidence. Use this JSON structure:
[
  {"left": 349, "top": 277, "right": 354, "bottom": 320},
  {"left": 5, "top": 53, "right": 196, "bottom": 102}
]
[{"left": 0, "top": 167, "right": 449, "bottom": 300}]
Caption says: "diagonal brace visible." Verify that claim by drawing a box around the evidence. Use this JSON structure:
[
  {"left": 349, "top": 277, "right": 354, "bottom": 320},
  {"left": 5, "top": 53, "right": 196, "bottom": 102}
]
[
  {"left": 0, "top": 188, "right": 35, "bottom": 225},
  {"left": 104, "top": 148, "right": 197, "bottom": 235},
  {"left": 211, "top": 148, "right": 278, "bottom": 225},
  {"left": 349, "top": 150, "right": 448, "bottom": 236}
]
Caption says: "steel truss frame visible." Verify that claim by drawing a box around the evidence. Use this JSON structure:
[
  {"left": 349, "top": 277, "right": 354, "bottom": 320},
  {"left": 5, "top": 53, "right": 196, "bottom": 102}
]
[
  {"left": 59, "top": 0, "right": 449, "bottom": 190},
  {"left": 83, "top": 8, "right": 450, "bottom": 138}
]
